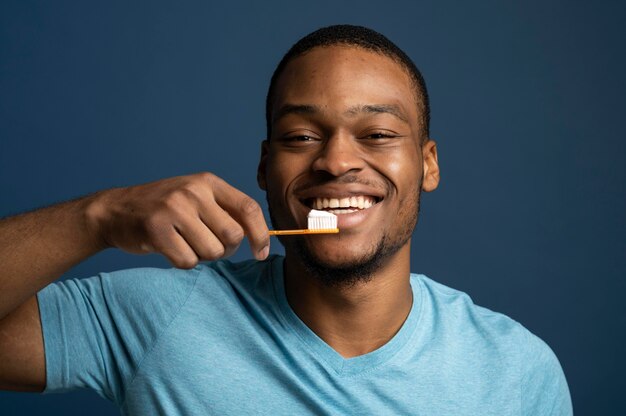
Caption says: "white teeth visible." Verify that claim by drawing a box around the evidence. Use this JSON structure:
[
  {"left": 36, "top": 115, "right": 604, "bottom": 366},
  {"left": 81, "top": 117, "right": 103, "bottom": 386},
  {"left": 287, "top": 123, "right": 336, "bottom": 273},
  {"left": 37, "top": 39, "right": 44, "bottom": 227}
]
[
  {"left": 328, "top": 208, "right": 359, "bottom": 214},
  {"left": 311, "top": 196, "right": 378, "bottom": 210}
]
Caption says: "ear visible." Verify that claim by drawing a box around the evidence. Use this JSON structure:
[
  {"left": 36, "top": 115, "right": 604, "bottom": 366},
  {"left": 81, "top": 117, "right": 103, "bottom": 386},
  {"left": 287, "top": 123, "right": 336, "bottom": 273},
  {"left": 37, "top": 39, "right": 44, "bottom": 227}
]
[
  {"left": 421, "top": 139, "right": 440, "bottom": 192},
  {"left": 257, "top": 140, "right": 269, "bottom": 190}
]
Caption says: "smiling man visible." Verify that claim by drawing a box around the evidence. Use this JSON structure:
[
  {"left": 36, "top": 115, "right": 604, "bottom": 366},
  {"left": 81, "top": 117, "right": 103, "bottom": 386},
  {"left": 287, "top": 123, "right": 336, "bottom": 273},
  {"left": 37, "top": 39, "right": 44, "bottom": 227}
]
[
  {"left": 0, "top": 25, "right": 572, "bottom": 415},
  {"left": 260, "top": 39, "right": 438, "bottom": 359}
]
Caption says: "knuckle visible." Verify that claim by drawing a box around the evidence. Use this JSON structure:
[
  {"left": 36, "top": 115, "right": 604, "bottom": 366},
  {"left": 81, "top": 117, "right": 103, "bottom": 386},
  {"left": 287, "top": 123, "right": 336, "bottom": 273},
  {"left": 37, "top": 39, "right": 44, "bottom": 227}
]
[
  {"left": 221, "top": 225, "right": 245, "bottom": 246},
  {"left": 173, "top": 254, "right": 198, "bottom": 269},
  {"left": 201, "top": 244, "right": 225, "bottom": 260},
  {"left": 211, "top": 245, "right": 225, "bottom": 259},
  {"left": 147, "top": 231, "right": 170, "bottom": 255},
  {"left": 239, "top": 197, "right": 261, "bottom": 216},
  {"left": 195, "top": 172, "right": 217, "bottom": 191},
  {"left": 163, "top": 189, "right": 199, "bottom": 213},
  {"left": 172, "top": 175, "right": 215, "bottom": 206},
  {"left": 197, "top": 171, "right": 215, "bottom": 183},
  {"left": 163, "top": 191, "right": 184, "bottom": 209},
  {"left": 144, "top": 214, "right": 165, "bottom": 236},
  {"left": 223, "top": 241, "right": 241, "bottom": 257},
  {"left": 182, "top": 177, "right": 204, "bottom": 196}
]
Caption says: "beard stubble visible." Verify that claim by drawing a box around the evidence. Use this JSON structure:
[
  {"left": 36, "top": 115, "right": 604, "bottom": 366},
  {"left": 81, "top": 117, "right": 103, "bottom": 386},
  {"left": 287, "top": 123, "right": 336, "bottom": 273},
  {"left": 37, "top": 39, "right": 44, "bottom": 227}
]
[{"left": 267, "top": 187, "right": 421, "bottom": 288}]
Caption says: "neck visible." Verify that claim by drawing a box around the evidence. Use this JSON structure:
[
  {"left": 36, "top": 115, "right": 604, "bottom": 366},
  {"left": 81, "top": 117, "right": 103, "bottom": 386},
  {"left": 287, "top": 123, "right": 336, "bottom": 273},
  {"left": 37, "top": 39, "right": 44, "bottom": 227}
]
[{"left": 283, "top": 244, "right": 413, "bottom": 358}]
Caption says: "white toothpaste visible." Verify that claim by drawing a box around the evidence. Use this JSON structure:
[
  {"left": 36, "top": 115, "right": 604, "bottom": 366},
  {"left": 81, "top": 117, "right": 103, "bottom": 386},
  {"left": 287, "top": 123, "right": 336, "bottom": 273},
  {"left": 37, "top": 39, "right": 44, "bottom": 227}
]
[{"left": 307, "top": 209, "right": 338, "bottom": 230}]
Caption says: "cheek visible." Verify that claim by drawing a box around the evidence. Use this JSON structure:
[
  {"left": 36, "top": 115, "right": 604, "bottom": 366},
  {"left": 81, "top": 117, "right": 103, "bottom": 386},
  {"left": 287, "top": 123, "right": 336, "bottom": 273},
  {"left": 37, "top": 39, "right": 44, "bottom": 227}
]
[
  {"left": 385, "top": 158, "right": 404, "bottom": 178},
  {"left": 371, "top": 147, "right": 422, "bottom": 194},
  {"left": 265, "top": 154, "right": 294, "bottom": 190},
  {"left": 267, "top": 151, "right": 314, "bottom": 185},
  {"left": 265, "top": 153, "right": 311, "bottom": 213}
]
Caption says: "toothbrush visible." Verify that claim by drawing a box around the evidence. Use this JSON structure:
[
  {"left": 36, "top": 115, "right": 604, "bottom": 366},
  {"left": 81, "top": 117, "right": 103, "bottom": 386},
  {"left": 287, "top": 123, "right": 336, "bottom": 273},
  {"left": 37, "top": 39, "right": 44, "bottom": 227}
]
[{"left": 268, "top": 210, "right": 339, "bottom": 236}]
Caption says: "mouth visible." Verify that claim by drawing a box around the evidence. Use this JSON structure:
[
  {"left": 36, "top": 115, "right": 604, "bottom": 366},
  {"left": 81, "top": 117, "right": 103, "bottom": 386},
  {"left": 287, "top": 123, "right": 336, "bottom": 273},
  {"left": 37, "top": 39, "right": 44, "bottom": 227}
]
[{"left": 303, "top": 196, "right": 382, "bottom": 215}]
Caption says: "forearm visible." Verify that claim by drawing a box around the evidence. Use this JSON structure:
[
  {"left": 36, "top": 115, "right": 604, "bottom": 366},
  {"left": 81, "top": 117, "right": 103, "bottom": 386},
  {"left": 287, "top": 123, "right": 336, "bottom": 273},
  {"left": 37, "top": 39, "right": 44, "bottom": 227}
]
[
  {"left": 0, "top": 194, "right": 106, "bottom": 319},
  {"left": 0, "top": 173, "right": 270, "bottom": 320}
]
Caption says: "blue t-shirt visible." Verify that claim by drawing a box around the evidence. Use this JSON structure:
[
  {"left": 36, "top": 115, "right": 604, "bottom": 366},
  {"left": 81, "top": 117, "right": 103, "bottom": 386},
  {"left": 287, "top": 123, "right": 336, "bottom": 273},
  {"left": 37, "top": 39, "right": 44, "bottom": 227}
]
[{"left": 37, "top": 255, "right": 572, "bottom": 415}]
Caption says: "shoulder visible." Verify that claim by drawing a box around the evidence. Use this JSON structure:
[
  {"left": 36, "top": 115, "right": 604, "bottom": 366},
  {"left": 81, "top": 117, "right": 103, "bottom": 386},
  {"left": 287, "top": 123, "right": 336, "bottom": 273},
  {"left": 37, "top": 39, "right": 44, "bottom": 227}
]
[
  {"left": 412, "top": 274, "right": 524, "bottom": 342},
  {"left": 99, "top": 264, "right": 202, "bottom": 305},
  {"left": 41, "top": 255, "right": 281, "bottom": 310},
  {"left": 520, "top": 329, "right": 572, "bottom": 415},
  {"left": 93, "top": 254, "right": 281, "bottom": 299},
  {"left": 39, "top": 265, "right": 202, "bottom": 313},
  {"left": 199, "top": 255, "right": 280, "bottom": 282},
  {"left": 38, "top": 265, "right": 205, "bottom": 343},
  {"left": 191, "top": 255, "right": 282, "bottom": 306},
  {"left": 411, "top": 274, "right": 572, "bottom": 415}
]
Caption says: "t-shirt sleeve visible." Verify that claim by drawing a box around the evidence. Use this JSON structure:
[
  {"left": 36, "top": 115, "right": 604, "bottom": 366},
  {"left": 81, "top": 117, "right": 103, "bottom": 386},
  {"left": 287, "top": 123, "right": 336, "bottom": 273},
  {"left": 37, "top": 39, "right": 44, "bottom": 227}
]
[
  {"left": 521, "top": 329, "right": 573, "bottom": 416},
  {"left": 36, "top": 266, "right": 200, "bottom": 404}
]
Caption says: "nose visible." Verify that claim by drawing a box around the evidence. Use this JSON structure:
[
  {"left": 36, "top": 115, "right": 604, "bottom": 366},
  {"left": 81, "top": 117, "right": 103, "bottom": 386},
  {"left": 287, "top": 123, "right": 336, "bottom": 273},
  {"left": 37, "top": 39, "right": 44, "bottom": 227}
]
[{"left": 311, "top": 133, "right": 365, "bottom": 176}]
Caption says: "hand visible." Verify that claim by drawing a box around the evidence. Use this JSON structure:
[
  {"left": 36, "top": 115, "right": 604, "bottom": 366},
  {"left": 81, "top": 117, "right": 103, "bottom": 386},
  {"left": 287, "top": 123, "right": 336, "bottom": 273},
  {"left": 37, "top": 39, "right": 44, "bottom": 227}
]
[{"left": 87, "top": 172, "right": 270, "bottom": 268}]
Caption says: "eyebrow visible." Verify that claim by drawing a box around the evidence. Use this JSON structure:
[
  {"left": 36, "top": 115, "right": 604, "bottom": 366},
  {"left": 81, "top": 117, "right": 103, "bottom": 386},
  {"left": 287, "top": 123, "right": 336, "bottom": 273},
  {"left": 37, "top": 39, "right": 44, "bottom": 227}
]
[
  {"left": 273, "top": 103, "right": 409, "bottom": 124},
  {"left": 346, "top": 104, "right": 409, "bottom": 123},
  {"left": 273, "top": 104, "right": 319, "bottom": 123}
]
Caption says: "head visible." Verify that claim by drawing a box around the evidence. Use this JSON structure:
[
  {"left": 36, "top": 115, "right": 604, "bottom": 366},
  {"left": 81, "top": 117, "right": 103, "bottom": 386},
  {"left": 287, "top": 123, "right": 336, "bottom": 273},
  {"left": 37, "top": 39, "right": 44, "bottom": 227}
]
[
  {"left": 258, "top": 25, "right": 440, "bottom": 286},
  {"left": 266, "top": 25, "right": 431, "bottom": 142}
]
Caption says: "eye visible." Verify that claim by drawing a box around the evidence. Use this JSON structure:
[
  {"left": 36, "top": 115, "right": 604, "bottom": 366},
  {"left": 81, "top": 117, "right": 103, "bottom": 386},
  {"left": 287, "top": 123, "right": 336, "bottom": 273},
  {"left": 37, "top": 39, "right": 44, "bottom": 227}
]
[
  {"left": 287, "top": 135, "right": 315, "bottom": 142},
  {"left": 276, "top": 133, "right": 321, "bottom": 149},
  {"left": 363, "top": 132, "right": 397, "bottom": 140}
]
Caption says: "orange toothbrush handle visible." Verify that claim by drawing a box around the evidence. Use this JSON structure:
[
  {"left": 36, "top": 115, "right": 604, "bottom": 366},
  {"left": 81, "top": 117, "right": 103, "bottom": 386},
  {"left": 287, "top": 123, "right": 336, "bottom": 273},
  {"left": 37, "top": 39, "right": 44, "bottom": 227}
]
[{"left": 268, "top": 228, "right": 339, "bottom": 236}]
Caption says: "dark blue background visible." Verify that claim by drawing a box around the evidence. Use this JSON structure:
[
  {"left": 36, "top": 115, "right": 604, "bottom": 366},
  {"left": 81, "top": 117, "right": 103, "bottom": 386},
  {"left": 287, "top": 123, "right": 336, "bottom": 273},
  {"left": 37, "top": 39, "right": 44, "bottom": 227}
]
[{"left": 1, "top": 1, "right": 624, "bottom": 414}]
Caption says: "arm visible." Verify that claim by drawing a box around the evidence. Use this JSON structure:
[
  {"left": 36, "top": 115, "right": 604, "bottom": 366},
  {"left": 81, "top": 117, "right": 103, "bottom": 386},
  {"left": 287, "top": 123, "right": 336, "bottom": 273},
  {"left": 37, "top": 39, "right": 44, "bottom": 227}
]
[
  {"left": 0, "top": 172, "right": 270, "bottom": 391},
  {"left": 0, "top": 196, "right": 103, "bottom": 321},
  {"left": 522, "top": 330, "right": 573, "bottom": 415},
  {"left": 0, "top": 197, "right": 101, "bottom": 391}
]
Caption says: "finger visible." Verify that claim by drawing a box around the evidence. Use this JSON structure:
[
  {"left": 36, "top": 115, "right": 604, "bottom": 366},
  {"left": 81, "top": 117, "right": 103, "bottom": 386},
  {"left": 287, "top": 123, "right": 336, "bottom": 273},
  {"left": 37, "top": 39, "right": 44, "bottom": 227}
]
[
  {"left": 175, "top": 213, "right": 233, "bottom": 261},
  {"left": 151, "top": 225, "right": 199, "bottom": 269},
  {"left": 210, "top": 176, "right": 270, "bottom": 260},
  {"left": 197, "top": 205, "right": 245, "bottom": 258}
]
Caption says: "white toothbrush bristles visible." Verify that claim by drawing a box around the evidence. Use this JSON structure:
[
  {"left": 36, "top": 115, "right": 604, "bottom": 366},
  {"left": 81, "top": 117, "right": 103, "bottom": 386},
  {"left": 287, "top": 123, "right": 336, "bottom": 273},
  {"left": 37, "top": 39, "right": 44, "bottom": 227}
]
[
  {"left": 307, "top": 209, "right": 338, "bottom": 230},
  {"left": 268, "top": 210, "right": 339, "bottom": 235}
]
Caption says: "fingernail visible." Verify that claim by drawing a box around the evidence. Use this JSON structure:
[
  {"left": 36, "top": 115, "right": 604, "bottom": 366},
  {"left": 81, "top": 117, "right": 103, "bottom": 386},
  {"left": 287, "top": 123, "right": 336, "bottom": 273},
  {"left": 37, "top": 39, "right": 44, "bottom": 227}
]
[{"left": 258, "top": 245, "right": 270, "bottom": 260}]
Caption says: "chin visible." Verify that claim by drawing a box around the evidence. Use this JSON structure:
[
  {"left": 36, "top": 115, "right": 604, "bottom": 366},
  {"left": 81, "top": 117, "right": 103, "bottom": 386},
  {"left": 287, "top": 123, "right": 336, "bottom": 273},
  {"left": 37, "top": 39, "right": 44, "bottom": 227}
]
[
  {"left": 306, "top": 245, "right": 374, "bottom": 268},
  {"left": 290, "top": 236, "right": 391, "bottom": 287}
]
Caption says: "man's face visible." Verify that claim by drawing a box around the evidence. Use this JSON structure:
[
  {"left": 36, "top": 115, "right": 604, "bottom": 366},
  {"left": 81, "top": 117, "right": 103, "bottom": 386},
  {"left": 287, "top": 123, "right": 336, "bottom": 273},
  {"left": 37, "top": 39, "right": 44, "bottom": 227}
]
[{"left": 259, "top": 46, "right": 438, "bottom": 276}]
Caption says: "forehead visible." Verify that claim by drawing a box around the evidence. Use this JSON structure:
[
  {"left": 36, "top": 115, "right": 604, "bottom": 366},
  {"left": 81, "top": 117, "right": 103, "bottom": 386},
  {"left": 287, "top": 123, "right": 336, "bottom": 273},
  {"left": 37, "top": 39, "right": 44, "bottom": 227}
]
[{"left": 271, "top": 46, "right": 419, "bottom": 124}]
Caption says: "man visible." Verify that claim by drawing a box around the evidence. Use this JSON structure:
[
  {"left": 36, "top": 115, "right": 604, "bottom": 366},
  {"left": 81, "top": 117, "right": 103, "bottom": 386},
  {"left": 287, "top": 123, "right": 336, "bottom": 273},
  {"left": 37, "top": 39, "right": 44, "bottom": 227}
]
[{"left": 0, "top": 25, "right": 572, "bottom": 414}]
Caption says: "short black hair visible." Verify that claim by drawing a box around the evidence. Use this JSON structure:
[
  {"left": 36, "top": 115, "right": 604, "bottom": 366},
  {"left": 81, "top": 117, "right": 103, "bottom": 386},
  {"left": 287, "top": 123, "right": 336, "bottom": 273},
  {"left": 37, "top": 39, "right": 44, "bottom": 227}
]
[{"left": 265, "top": 24, "right": 430, "bottom": 140}]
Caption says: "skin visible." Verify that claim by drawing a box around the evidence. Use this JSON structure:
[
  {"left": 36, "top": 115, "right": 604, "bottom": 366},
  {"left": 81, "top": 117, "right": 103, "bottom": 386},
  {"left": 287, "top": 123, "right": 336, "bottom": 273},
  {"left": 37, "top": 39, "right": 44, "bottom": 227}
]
[
  {"left": 259, "top": 45, "right": 440, "bottom": 357},
  {"left": 0, "top": 175, "right": 270, "bottom": 391},
  {"left": 0, "top": 45, "right": 439, "bottom": 391}
]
